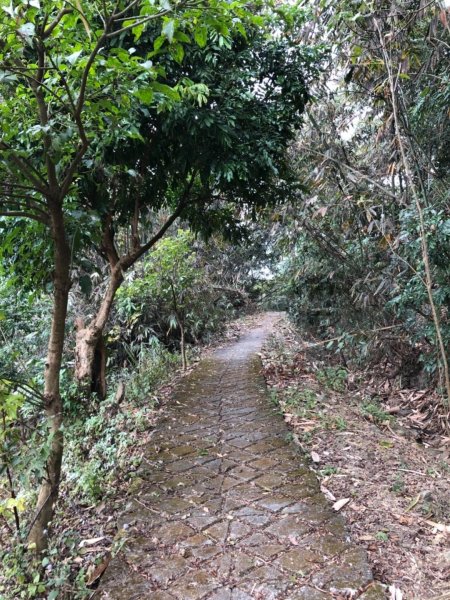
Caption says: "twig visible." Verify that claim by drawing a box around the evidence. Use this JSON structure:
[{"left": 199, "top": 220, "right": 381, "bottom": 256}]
[
  {"left": 396, "top": 468, "right": 429, "bottom": 477},
  {"left": 301, "top": 324, "right": 403, "bottom": 349}
]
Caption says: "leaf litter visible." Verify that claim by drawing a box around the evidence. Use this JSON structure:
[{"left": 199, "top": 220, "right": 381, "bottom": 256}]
[{"left": 260, "top": 315, "right": 450, "bottom": 600}]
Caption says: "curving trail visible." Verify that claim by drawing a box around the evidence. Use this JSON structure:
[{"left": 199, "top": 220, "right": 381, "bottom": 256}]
[{"left": 98, "top": 313, "right": 384, "bottom": 600}]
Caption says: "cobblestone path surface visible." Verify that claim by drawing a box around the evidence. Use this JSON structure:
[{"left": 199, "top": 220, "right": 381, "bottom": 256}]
[{"left": 99, "top": 314, "right": 384, "bottom": 600}]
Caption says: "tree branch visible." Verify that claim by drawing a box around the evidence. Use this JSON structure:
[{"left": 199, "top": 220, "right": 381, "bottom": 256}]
[
  {"left": 112, "top": 0, "right": 140, "bottom": 19},
  {"left": 100, "top": 213, "right": 120, "bottom": 269},
  {"left": 0, "top": 210, "right": 49, "bottom": 225},
  {"left": 75, "top": 35, "right": 107, "bottom": 118},
  {"left": 105, "top": 9, "right": 172, "bottom": 38},
  {"left": 375, "top": 18, "right": 450, "bottom": 413},
  {"left": 43, "top": 8, "right": 73, "bottom": 39},
  {"left": 0, "top": 142, "right": 48, "bottom": 193},
  {"left": 0, "top": 196, "right": 49, "bottom": 218},
  {"left": 120, "top": 173, "right": 197, "bottom": 270},
  {"left": 121, "top": 200, "right": 187, "bottom": 269}
]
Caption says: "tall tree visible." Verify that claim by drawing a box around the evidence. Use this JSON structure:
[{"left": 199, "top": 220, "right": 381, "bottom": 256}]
[
  {"left": 72, "top": 10, "right": 318, "bottom": 394},
  {"left": 0, "top": 0, "right": 263, "bottom": 551}
]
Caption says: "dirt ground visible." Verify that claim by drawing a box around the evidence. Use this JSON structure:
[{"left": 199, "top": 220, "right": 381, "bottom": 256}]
[{"left": 259, "top": 316, "right": 450, "bottom": 600}]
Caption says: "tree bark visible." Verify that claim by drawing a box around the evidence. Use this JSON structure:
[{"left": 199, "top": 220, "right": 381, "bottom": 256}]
[
  {"left": 28, "top": 202, "right": 70, "bottom": 552},
  {"left": 74, "top": 200, "right": 188, "bottom": 394},
  {"left": 74, "top": 266, "right": 123, "bottom": 394},
  {"left": 92, "top": 335, "right": 107, "bottom": 399},
  {"left": 180, "top": 321, "right": 187, "bottom": 371}
]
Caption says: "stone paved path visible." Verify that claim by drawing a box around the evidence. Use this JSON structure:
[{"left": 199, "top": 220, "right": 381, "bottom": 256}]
[{"left": 99, "top": 314, "right": 384, "bottom": 599}]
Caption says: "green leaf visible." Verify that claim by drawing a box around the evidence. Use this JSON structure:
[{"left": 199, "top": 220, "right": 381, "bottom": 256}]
[
  {"left": 134, "top": 87, "right": 154, "bottom": 105},
  {"left": 149, "top": 81, "right": 180, "bottom": 101},
  {"left": 194, "top": 26, "right": 208, "bottom": 48},
  {"left": 170, "top": 43, "right": 184, "bottom": 64},
  {"left": 174, "top": 31, "right": 190, "bottom": 44},
  {"left": 154, "top": 35, "right": 166, "bottom": 51},
  {"left": 162, "top": 19, "right": 175, "bottom": 43}
]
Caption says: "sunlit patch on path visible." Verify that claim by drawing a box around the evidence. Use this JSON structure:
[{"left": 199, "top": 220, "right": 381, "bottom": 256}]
[{"left": 98, "top": 313, "right": 384, "bottom": 599}]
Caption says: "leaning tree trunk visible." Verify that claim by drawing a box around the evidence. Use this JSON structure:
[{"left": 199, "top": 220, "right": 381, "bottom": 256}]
[
  {"left": 74, "top": 321, "right": 107, "bottom": 399},
  {"left": 28, "top": 204, "right": 70, "bottom": 552},
  {"left": 74, "top": 266, "right": 123, "bottom": 397}
]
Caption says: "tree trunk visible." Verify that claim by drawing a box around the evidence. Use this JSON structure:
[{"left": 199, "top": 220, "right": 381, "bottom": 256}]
[
  {"left": 92, "top": 335, "right": 107, "bottom": 399},
  {"left": 28, "top": 204, "right": 70, "bottom": 552},
  {"left": 74, "top": 206, "right": 187, "bottom": 394},
  {"left": 74, "top": 267, "right": 123, "bottom": 395},
  {"left": 180, "top": 321, "right": 187, "bottom": 371}
]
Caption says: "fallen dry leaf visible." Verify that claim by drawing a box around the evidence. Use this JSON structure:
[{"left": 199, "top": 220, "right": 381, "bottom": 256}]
[
  {"left": 405, "top": 493, "right": 421, "bottom": 512},
  {"left": 86, "top": 553, "right": 111, "bottom": 587},
  {"left": 311, "top": 451, "right": 321, "bottom": 463},
  {"left": 425, "top": 520, "right": 450, "bottom": 533},
  {"left": 389, "top": 584, "right": 403, "bottom": 600},
  {"left": 393, "top": 513, "right": 414, "bottom": 526},
  {"left": 320, "top": 484, "right": 336, "bottom": 501},
  {"left": 79, "top": 536, "right": 106, "bottom": 548},
  {"left": 333, "top": 498, "right": 351, "bottom": 511}
]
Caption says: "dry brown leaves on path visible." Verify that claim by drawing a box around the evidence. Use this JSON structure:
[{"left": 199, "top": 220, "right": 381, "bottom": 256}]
[{"left": 260, "top": 317, "right": 450, "bottom": 600}]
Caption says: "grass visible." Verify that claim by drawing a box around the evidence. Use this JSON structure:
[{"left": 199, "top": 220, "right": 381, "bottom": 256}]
[
  {"left": 319, "top": 465, "right": 338, "bottom": 477},
  {"left": 361, "top": 400, "right": 393, "bottom": 424},
  {"left": 315, "top": 366, "right": 348, "bottom": 392}
]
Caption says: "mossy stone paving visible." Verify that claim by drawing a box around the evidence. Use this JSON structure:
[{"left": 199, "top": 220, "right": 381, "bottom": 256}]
[{"left": 98, "top": 314, "right": 384, "bottom": 600}]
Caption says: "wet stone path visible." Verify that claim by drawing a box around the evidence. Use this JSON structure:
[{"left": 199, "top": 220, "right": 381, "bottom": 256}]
[{"left": 99, "top": 314, "right": 384, "bottom": 600}]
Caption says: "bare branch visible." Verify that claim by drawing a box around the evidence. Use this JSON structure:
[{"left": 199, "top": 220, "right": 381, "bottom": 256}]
[
  {"left": 43, "top": 8, "right": 72, "bottom": 39},
  {"left": 48, "top": 54, "right": 78, "bottom": 117},
  {"left": 121, "top": 173, "right": 197, "bottom": 269},
  {"left": 75, "top": 33, "right": 107, "bottom": 118},
  {"left": 0, "top": 141, "right": 48, "bottom": 193},
  {"left": 0, "top": 211, "right": 49, "bottom": 225},
  {"left": 100, "top": 213, "right": 120, "bottom": 269},
  {"left": 3, "top": 64, "right": 67, "bottom": 106},
  {"left": 112, "top": 0, "right": 140, "bottom": 19},
  {"left": 59, "top": 142, "right": 89, "bottom": 198},
  {"left": 375, "top": 18, "right": 450, "bottom": 412},
  {"left": 0, "top": 196, "right": 50, "bottom": 222},
  {"left": 105, "top": 9, "right": 172, "bottom": 38},
  {"left": 106, "top": 0, "right": 205, "bottom": 38}
]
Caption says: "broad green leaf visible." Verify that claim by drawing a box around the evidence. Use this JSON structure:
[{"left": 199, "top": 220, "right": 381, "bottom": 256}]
[
  {"left": 149, "top": 81, "right": 180, "bottom": 101},
  {"left": 134, "top": 87, "right": 154, "bottom": 104},
  {"left": 162, "top": 19, "right": 175, "bottom": 43},
  {"left": 194, "top": 26, "right": 208, "bottom": 48}
]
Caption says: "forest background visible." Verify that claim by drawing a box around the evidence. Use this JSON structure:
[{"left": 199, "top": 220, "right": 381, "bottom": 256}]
[{"left": 0, "top": 0, "right": 449, "bottom": 598}]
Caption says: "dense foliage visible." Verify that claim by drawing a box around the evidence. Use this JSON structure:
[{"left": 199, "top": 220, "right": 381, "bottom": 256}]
[
  {"left": 0, "top": 1, "right": 320, "bottom": 596},
  {"left": 266, "top": 0, "right": 450, "bottom": 404}
]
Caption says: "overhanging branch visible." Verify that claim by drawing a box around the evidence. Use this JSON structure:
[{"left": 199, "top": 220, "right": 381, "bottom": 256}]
[
  {"left": 121, "top": 173, "right": 197, "bottom": 269},
  {"left": 0, "top": 210, "right": 49, "bottom": 225}
]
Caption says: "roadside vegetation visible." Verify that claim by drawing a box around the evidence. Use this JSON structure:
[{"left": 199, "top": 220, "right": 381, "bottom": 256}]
[{"left": 261, "top": 317, "right": 450, "bottom": 599}]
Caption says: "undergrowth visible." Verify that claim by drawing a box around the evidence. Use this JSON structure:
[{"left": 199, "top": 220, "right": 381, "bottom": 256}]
[{"left": 0, "top": 341, "right": 179, "bottom": 599}]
